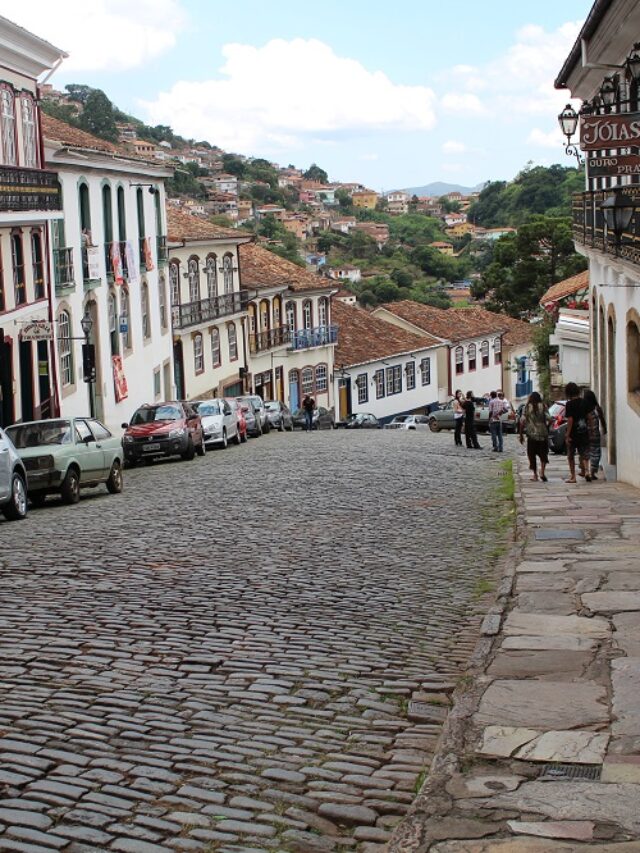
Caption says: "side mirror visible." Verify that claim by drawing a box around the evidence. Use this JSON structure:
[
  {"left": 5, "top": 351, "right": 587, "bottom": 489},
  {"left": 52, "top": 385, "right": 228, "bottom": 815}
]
[{"left": 121, "top": 423, "right": 129, "bottom": 429}]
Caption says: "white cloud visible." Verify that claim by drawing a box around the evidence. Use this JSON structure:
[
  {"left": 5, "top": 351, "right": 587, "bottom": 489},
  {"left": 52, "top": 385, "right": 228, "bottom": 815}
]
[
  {"left": 8, "top": 0, "right": 187, "bottom": 71},
  {"left": 441, "top": 92, "right": 488, "bottom": 116},
  {"left": 359, "top": 153, "right": 379, "bottom": 161},
  {"left": 142, "top": 38, "right": 437, "bottom": 153},
  {"left": 528, "top": 127, "right": 565, "bottom": 149},
  {"left": 442, "top": 140, "right": 466, "bottom": 155}
]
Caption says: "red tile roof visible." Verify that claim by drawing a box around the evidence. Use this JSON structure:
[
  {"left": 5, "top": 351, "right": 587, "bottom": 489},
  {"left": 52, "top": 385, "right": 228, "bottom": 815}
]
[
  {"left": 42, "top": 114, "right": 118, "bottom": 154},
  {"left": 540, "top": 270, "right": 589, "bottom": 306},
  {"left": 239, "top": 243, "right": 333, "bottom": 293},
  {"left": 333, "top": 300, "right": 439, "bottom": 367},
  {"left": 167, "top": 207, "right": 250, "bottom": 243}
]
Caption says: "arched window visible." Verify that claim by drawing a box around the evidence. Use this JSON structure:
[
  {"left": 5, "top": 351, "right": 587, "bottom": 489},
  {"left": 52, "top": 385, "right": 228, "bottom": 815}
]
[
  {"left": 273, "top": 295, "right": 282, "bottom": 327},
  {"left": 1, "top": 88, "right": 16, "bottom": 166},
  {"left": 211, "top": 327, "right": 221, "bottom": 366},
  {"left": 205, "top": 254, "right": 217, "bottom": 299},
  {"left": 31, "top": 230, "right": 44, "bottom": 300},
  {"left": 193, "top": 333, "right": 204, "bottom": 374},
  {"left": 318, "top": 297, "right": 328, "bottom": 327},
  {"left": 169, "top": 262, "right": 180, "bottom": 305},
  {"left": 159, "top": 273, "right": 167, "bottom": 329},
  {"left": 21, "top": 95, "right": 37, "bottom": 168},
  {"left": 121, "top": 287, "right": 131, "bottom": 349},
  {"left": 455, "top": 345, "right": 464, "bottom": 375},
  {"left": 260, "top": 299, "right": 270, "bottom": 331},
  {"left": 493, "top": 337, "right": 502, "bottom": 364},
  {"left": 223, "top": 253, "right": 234, "bottom": 294},
  {"left": 58, "top": 310, "right": 73, "bottom": 386},
  {"left": 141, "top": 281, "right": 150, "bottom": 339},
  {"left": 302, "top": 299, "right": 313, "bottom": 329},
  {"left": 315, "top": 364, "right": 328, "bottom": 392},
  {"left": 301, "top": 367, "right": 314, "bottom": 395},
  {"left": 285, "top": 301, "right": 296, "bottom": 333},
  {"left": 188, "top": 257, "right": 200, "bottom": 303},
  {"left": 108, "top": 289, "right": 119, "bottom": 356},
  {"left": 467, "top": 343, "right": 477, "bottom": 372},
  {"left": 102, "top": 184, "right": 113, "bottom": 248},
  {"left": 117, "top": 185, "right": 126, "bottom": 243},
  {"left": 248, "top": 302, "right": 257, "bottom": 334},
  {"left": 11, "top": 232, "right": 25, "bottom": 305},
  {"left": 627, "top": 315, "right": 640, "bottom": 396},
  {"left": 481, "top": 339, "right": 490, "bottom": 368},
  {"left": 228, "top": 322, "right": 238, "bottom": 360}
]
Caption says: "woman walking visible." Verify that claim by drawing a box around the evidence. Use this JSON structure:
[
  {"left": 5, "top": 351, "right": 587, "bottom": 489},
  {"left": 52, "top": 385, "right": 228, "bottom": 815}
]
[
  {"left": 519, "top": 391, "right": 550, "bottom": 482},
  {"left": 564, "top": 382, "right": 590, "bottom": 484},
  {"left": 583, "top": 389, "right": 607, "bottom": 481},
  {"left": 453, "top": 389, "right": 464, "bottom": 447}
]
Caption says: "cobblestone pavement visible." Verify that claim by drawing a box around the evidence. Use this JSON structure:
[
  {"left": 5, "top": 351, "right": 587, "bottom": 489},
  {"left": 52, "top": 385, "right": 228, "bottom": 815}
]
[{"left": 0, "top": 430, "right": 512, "bottom": 853}]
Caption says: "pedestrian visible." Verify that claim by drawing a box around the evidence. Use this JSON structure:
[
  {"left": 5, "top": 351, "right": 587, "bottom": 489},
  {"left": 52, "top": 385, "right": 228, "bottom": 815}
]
[
  {"left": 463, "top": 391, "right": 482, "bottom": 449},
  {"left": 302, "top": 393, "right": 316, "bottom": 432},
  {"left": 488, "top": 390, "right": 507, "bottom": 452},
  {"left": 453, "top": 389, "right": 465, "bottom": 447},
  {"left": 519, "top": 391, "right": 550, "bottom": 482},
  {"left": 583, "top": 389, "right": 607, "bottom": 481},
  {"left": 498, "top": 389, "right": 516, "bottom": 428},
  {"left": 564, "top": 382, "right": 590, "bottom": 483}
]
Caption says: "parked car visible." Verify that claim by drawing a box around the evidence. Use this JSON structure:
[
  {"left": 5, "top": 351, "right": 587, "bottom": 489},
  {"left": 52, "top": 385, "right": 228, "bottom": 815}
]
[
  {"left": 384, "top": 414, "right": 431, "bottom": 431},
  {"left": 548, "top": 400, "right": 568, "bottom": 454},
  {"left": 428, "top": 398, "right": 517, "bottom": 433},
  {"left": 232, "top": 397, "right": 262, "bottom": 437},
  {"left": 336, "top": 412, "right": 380, "bottom": 429},
  {"left": 122, "top": 402, "right": 204, "bottom": 466},
  {"left": 0, "top": 427, "right": 28, "bottom": 520},
  {"left": 292, "top": 406, "right": 335, "bottom": 430},
  {"left": 264, "top": 400, "right": 294, "bottom": 432},
  {"left": 225, "top": 398, "right": 248, "bottom": 442},
  {"left": 7, "top": 417, "right": 123, "bottom": 505},
  {"left": 192, "top": 399, "right": 240, "bottom": 448},
  {"left": 237, "top": 395, "right": 270, "bottom": 433}
]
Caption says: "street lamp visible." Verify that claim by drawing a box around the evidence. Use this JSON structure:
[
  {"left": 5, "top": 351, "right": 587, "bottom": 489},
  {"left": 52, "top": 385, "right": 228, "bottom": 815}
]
[
  {"left": 601, "top": 192, "right": 637, "bottom": 252},
  {"left": 600, "top": 75, "right": 618, "bottom": 107},
  {"left": 557, "top": 104, "right": 583, "bottom": 166},
  {"left": 626, "top": 43, "right": 640, "bottom": 85},
  {"left": 80, "top": 311, "right": 96, "bottom": 417}
]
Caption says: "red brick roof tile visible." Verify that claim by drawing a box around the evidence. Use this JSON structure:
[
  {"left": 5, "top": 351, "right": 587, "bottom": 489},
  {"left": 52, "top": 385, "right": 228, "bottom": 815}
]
[
  {"left": 239, "top": 243, "right": 333, "bottom": 293},
  {"left": 167, "top": 207, "right": 250, "bottom": 243}
]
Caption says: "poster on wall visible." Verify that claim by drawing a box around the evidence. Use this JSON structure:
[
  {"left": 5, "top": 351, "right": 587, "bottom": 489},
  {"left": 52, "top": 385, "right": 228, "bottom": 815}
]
[
  {"left": 142, "top": 237, "right": 155, "bottom": 271},
  {"left": 112, "top": 355, "right": 129, "bottom": 402},
  {"left": 86, "top": 245, "right": 101, "bottom": 279},
  {"left": 125, "top": 241, "right": 138, "bottom": 285},
  {"left": 111, "top": 242, "right": 124, "bottom": 285}
]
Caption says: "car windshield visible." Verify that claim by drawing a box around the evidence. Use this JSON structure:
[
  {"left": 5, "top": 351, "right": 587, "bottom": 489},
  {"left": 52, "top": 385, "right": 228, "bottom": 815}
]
[
  {"left": 250, "top": 397, "right": 264, "bottom": 409},
  {"left": 195, "top": 401, "right": 221, "bottom": 416},
  {"left": 264, "top": 402, "right": 280, "bottom": 411},
  {"left": 393, "top": 416, "right": 410, "bottom": 423},
  {"left": 7, "top": 420, "right": 72, "bottom": 448},
  {"left": 131, "top": 405, "right": 182, "bottom": 424}
]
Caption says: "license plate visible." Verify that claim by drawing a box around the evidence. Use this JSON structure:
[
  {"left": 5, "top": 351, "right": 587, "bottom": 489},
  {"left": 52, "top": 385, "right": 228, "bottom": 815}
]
[{"left": 143, "top": 442, "right": 161, "bottom": 451}]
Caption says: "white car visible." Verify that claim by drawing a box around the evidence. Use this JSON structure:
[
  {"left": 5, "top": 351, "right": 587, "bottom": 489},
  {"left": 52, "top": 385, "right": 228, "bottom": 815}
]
[
  {"left": 192, "top": 399, "right": 240, "bottom": 448},
  {"left": 0, "top": 427, "right": 28, "bottom": 521},
  {"left": 384, "top": 414, "right": 431, "bottom": 431}
]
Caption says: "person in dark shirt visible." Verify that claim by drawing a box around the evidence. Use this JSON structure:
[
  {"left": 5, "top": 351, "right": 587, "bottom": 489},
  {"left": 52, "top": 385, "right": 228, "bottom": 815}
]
[
  {"left": 564, "top": 382, "right": 589, "bottom": 483},
  {"left": 302, "top": 394, "right": 316, "bottom": 431},
  {"left": 463, "top": 391, "right": 482, "bottom": 449}
]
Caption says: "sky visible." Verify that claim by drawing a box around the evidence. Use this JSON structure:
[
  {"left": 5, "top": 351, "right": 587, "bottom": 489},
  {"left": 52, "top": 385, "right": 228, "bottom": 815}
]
[{"left": 10, "top": 0, "right": 593, "bottom": 190}]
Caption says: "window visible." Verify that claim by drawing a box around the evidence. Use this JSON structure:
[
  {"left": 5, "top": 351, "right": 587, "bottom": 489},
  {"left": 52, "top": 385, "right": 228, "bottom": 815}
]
[
  {"left": 169, "top": 262, "right": 180, "bottom": 305},
  {"left": 406, "top": 361, "right": 416, "bottom": 390},
  {"left": 627, "top": 316, "right": 640, "bottom": 397},
  {"left": 11, "top": 232, "right": 25, "bottom": 305},
  {"left": 153, "top": 368, "right": 161, "bottom": 399},
  {"left": 136, "top": 187, "right": 146, "bottom": 240},
  {"left": 88, "top": 420, "right": 111, "bottom": 441},
  {"left": 211, "top": 327, "right": 221, "bottom": 366},
  {"left": 141, "top": 282, "right": 150, "bottom": 339},
  {"left": 273, "top": 296, "right": 281, "bottom": 326},
  {"left": 121, "top": 287, "right": 131, "bottom": 349},
  {"left": 481, "top": 339, "right": 490, "bottom": 368},
  {"left": 420, "top": 357, "right": 431, "bottom": 386},
  {"left": 102, "top": 183, "right": 114, "bottom": 248},
  {"left": 228, "top": 322, "right": 238, "bottom": 360},
  {"left": 468, "top": 342, "right": 477, "bottom": 372},
  {"left": 117, "top": 185, "right": 126, "bottom": 243},
  {"left": 159, "top": 274, "right": 167, "bottom": 329},
  {"left": 260, "top": 299, "right": 270, "bottom": 331},
  {"left": 188, "top": 257, "right": 200, "bottom": 303},
  {"left": 386, "top": 365, "right": 402, "bottom": 395},
  {"left": 108, "top": 289, "right": 119, "bottom": 356},
  {"left": 193, "top": 333, "right": 204, "bottom": 373},
  {"left": 315, "top": 364, "right": 328, "bottom": 392},
  {"left": 58, "top": 310, "right": 73, "bottom": 386},
  {"left": 75, "top": 420, "right": 92, "bottom": 442},
  {"left": 248, "top": 304, "right": 257, "bottom": 334},
  {"left": 356, "top": 373, "right": 368, "bottom": 404},
  {"left": 223, "top": 253, "right": 233, "bottom": 293},
  {"left": 21, "top": 95, "right": 37, "bottom": 168},
  {"left": 31, "top": 230, "right": 44, "bottom": 300},
  {"left": 301, "top": 367, "right": 314, "bottom": 394},
  {"left": 1, "top": 88, "right": 16, "bottom": 166},
  {"left": 318, "top": 297, "right": 328, "bottom": 327},
  {"left": 286, "top": 301, "right": 296, "bottom": 333},
  {"left": 455, "top": 345, "right": 464, "bottom": 374},
  {"left": 494, "top": 337, "right": 502, "bottom": 364},
  {"left": 375, "top": 369, "right": 385, "bottom": 399},
  {"left": 302, "top": 299, "right": 312, "bottom": 329},
  {"left": 206, "top": 255, "right": 217, "bottom": 299}
]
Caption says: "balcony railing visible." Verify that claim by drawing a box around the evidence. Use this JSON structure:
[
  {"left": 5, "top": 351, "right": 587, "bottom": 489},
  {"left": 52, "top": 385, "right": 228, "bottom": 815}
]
[
  {"left": 105, "top": 241, "right": 130, "bottom": 281},
  {"left": 0, "top": 165, "right": 61, "bottom": 212},
  {"left": 515, "top": 379, "right": 533, "bottom": 399},
  {"left": 289, "top": 324, "right": 338, "bottom": 351},
  {"left": 249, "top": 325, "right": 291, "bottom": 354},
  {"left": 572, "top": 187, "right": 640, "bottom": 266},
  {"left": 172, "top": 289, "right": 248, "bottom": 330},
  {"left": 53, "top": 247, "right": 75, "bottom": 293},
  {"left": 157, "top": 235, "right": 168, "bottom": 266}
]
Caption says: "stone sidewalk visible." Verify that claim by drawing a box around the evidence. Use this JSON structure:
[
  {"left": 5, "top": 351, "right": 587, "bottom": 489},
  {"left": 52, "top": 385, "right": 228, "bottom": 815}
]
[{"left": 389, "top": 452, "right": 640, "bottom": 852}]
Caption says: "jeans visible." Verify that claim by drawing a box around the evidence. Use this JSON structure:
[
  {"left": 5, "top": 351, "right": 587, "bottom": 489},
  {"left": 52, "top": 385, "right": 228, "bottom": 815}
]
[
  {"left": 489, "top": 420, "right": 503, "bottom": 451},
  {"left": 304, "top": 410, "right": 314, "bottom": 431},
  {"left": 465, "top": 420, "right": 481, "bottom": 448},
  {"left": 454, "top": 416, "right": 463, "bottom": 446}
]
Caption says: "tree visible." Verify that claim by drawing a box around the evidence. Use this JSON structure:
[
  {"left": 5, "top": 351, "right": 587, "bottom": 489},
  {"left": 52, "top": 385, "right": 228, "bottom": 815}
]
[
  {"left": 440, "top": 197, "right": 461, "bottom": 213},
  {"left": 222, "top": 154, "right": 246, "bottom": 177},
  {"left": 391, "top": 268, "right": 412, "bottom": 288},
  {"left": 303, "top": 163, "right": 328, "bottom": 183},
  {"left": 65, "top": 84, "right": 92, "bottom": 105},
  {"left": 78, "top": 89, "right": 118, "bottom": 141},
  {"left": 336, "top": 189, "right": 353, "bottom": 211}
]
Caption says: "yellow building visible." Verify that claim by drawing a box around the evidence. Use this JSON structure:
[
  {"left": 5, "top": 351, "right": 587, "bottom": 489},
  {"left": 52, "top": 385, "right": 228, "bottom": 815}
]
[
  {"left": 351, "top": 190, "right": 379, "bottom": 209},
  {"left": 445, "top": 222, "right": 477, "bottom": 239},
  {"left": 429, "top": 241, "right": 454, "bottom": 256}
]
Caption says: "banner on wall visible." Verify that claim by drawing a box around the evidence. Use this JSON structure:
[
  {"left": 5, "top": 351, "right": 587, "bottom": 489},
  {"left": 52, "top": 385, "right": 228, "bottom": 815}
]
[
  {"left": 125, "top": 241, "right": 138, "bottom": 285},
  {"left": 142, "top": 237, "right": 154, "bottom": 271},
  {"left": 86, "top": 245, "right": 101, "bottom": 279},
  {"left": 111, "top": 241, "right": 124, "bottom": 285},
  {"left": 112, "top": 355, "right": 129, "bottom": 402}
]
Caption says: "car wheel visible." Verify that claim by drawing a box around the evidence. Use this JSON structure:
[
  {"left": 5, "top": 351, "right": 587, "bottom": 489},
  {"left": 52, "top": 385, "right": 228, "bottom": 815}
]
[
  {"left": 61, "top": 468, "right": 81, "bottom": 505},
  {"left": 196, "top": 437, "right": 206, "bottom": 457},
  {"left": 220, "top": 429, "right": 228, "bottom": 449},
  {"left": 429, "top": 418, "right": 440, "bottom": 432},
  {"left": 106, "top": 460, "right": 124, "bottom": 494},
  {"left": 181, "top": 438, "right": 195, "bottom": 461},
  {"left": 278, "top": 419, "right": 284, "bottom": 432},
  {"left": 2, "top": 472, "right": 28, "bottom": 520},
  {"left": 232, "top": 429, "right": 241, "bottom": 445},
  {"left": 30, "top": 492, "right": 47, "bottom": 508},
  {"left": 263, "top": 421, "right": 270, "bottom": 434},
  {"left": 286, "top": 421, "right": 294, "bottom": 432}
]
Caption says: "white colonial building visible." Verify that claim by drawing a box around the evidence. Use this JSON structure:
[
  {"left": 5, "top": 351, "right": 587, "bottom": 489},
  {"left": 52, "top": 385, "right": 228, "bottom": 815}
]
[{"left": 43, "top": 115, "right": 174, "bottom": 432}]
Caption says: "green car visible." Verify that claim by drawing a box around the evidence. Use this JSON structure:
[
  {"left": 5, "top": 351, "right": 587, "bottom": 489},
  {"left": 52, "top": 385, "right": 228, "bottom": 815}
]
[{"left": 6, "top": 417, "right": 124, "bottom": 506}]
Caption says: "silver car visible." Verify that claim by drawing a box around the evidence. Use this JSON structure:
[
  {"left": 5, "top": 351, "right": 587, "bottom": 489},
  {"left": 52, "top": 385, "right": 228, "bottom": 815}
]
[
  {"left": 264, "top": 400, "right": 294, "bottom": 432},
  {"left": 192, "top": 399, "right": 240, "bottom": 448},
  {"left": 0, "top": 427, "right": 28, "bottom": 520},
  {"left": 384, "top": 414, "right": 431, "bottom": 431}
]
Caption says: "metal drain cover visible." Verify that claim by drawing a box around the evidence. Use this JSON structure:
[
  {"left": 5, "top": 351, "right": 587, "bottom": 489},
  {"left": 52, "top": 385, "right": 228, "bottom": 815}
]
[{"left": 539, "top": 763, "right": 601, "bottom": 782}]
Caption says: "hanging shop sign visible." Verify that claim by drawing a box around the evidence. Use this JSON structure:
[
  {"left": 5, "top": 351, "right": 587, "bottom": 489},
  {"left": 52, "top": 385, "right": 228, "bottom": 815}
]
[
  {"left": 580, "top": 112, "right": 640, "bottom": 150},
  {"left": 588, "top": 153, "right": 640, "bottom": 177},
  {"left": 20, "top": 319, "right": 53, "bottom": 341}
]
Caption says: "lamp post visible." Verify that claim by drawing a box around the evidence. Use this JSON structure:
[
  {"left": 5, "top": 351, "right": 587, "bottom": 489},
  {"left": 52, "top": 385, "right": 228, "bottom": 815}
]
[
  {"left": 557, "top": 104, "right": 583, "bottom": 166},
  {"left": 80, "top": 311, "right": 96, "bottom": 417},
  {"left": 601, "top": 192, "right": 637, "bottom": 253}
]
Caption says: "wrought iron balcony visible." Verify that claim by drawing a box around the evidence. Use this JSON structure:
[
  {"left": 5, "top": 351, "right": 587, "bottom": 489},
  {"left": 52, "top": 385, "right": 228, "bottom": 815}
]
[
  {"left": 572, "top": 188, "right": 640, "bottom": 266},
  {"left": 0, "top": 165, "right": 61, "bottom": 212},
  {"left": 157, "top": 235, "right": 168, "bottom": 266},
  {"left": 53, "top": 247, "right": 75, "bottom": 294},
  {"left": 289, "top": 324, "right": 338, "bottom": 350},
  {"left": 172, "top": 289, "right": 248, "bottom": 330},
  {"left": 249, "top": 325, "right": 291, "bottom": 354}
]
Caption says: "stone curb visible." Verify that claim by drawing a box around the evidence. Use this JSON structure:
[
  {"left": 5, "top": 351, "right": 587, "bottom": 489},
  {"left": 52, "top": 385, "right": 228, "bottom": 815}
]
[{"left": 388, "top": 462, "right": 527, "bottom": 853}]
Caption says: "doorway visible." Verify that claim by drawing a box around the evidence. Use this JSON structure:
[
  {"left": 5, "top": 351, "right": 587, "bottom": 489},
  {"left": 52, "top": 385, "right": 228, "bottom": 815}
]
[
  {"left": 173, "top": 340, "right": 185, "bottom": 400},
  {"left": 607, "top": 315, "right": 617, "bottom": 465},
  {"left": 19, "top": 340, "right": 34, "bottom": 422},
  {"left": 288, "top": 369, "right": 299, "bottom": 411},
  {"left": 0, "top": 334, "right": 14, "bottom": 427},
  {"left": 37, "top": 340, "right": 51, "bottom": 418}
]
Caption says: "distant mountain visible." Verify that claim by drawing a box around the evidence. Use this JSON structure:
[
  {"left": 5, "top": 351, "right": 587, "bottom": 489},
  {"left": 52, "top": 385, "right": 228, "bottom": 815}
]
[{"left": 397, "top": 181, "right": 486, "bottom": 197}]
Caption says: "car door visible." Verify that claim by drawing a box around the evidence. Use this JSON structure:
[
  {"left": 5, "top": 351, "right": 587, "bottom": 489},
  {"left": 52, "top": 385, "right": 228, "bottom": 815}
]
[
  {"left": 222, "top": 400, "right": 236, "bottom": 438},
  {"left": 0, "top": 429, "right": 12, "bottom": 501},
  {"left": 74, "top": 419, "right": 105, "bottom": 482},
  {"left": 416, "top": 416, "right": 430, "bottom": 431},
  {"left": 88, "top": 419, "right": 116, "bottom": 479},
  {"left": 184, "top": 405, "right": 202, "bottom": 444}
]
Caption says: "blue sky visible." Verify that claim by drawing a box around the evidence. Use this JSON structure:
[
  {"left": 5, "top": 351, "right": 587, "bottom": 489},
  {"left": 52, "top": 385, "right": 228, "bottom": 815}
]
[{"left": 15, "top": 0, "right": 592, "bottom": 189}]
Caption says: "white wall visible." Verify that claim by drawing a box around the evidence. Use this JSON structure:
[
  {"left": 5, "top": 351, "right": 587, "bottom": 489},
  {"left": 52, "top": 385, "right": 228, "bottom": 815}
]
[{"left": 448, "top": 334, "right": 503, "bottom": 399}]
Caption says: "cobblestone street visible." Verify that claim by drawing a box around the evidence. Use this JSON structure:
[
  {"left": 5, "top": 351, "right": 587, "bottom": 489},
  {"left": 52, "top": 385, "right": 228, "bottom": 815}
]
[{"left": 0, "top": 430, "right": 511, "bottom": 853}]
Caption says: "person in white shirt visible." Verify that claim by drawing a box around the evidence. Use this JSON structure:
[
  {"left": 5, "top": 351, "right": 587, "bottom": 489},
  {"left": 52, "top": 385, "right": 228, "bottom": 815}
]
[{"left": 453, "top": 389, "right": 464, "bottom": 447}]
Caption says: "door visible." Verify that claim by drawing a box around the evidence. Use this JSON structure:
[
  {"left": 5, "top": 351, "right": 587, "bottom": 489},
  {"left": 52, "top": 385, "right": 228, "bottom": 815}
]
[
  {"left": 222, "top": 400, "right": 236, "bottom": 438},
  {"left": 88, "top": 419, "right": 115, "bottom": 478},
  {"left": 19, "top": 340, "right": 34, "bottom": 422},
  {"left": 289, "top": 370, "right": 299, "bottom": 411},
  {"left": 0, "top": 336, "right": 14, "bottom": 427},
  {"left": 173, "top": 340, "right": 185, "bottom": 400},
  {"left": 74, "top": 419, "right": 106, "bottom": 481},
  {"left": 37, "top": 340, "right": 51, "bottom": 419},
  {"left": 339, "top": 383, "right": 349, "bottom": 420}
]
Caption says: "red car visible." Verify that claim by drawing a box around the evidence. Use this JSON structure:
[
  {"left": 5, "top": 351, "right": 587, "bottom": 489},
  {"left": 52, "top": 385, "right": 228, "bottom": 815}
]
[
  {"left": 122, "top": 401, "right": 205, "bottom": 466},
  {"left": 225, "top": 398, "right": 248, "bottom": 443}
]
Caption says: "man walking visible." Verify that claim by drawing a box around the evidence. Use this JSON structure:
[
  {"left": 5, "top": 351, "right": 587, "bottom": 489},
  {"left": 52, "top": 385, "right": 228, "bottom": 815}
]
[
  {"left": 488, "top": 389, "right": 506, "bottom": 452},
  {"left": 302, "top": 393, "right": 316, "bottom": 431},
  {"left": 463, "top": 391, "right": 482, "bottom": 449}
]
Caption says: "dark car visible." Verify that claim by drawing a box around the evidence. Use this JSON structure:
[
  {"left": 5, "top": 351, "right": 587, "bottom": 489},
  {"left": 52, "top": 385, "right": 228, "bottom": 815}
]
[
  {"left": 122, "top": 402, "right": 205, "bottom": 466},
  {"left": 548, "top": 400, "right": 568, "bottom": 454},
  {"left": 264, "top": 400, "right": 294, "bottom": 431},
  {"left": 292, "top": 406, "right": 335, "bottom": 430},
  {"left": 337, "top": 412, "right": 380, "bottom": 429},
  {"left": 233, "top": 397, "right": 262, "bottom": 437}
]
